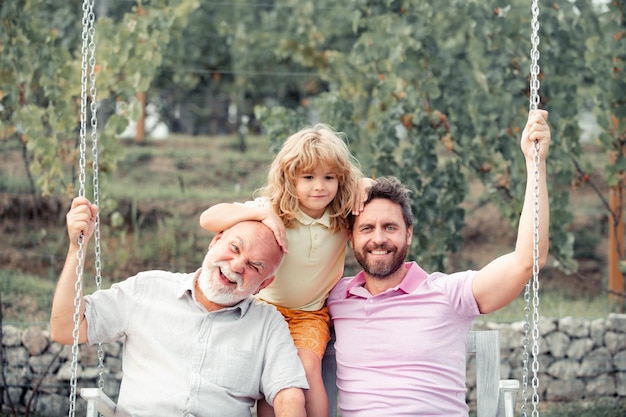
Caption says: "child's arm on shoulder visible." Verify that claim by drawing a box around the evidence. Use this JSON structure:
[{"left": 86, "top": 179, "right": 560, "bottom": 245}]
[{"left": 199, "top": 203, "right": 288, "bottom": 252}]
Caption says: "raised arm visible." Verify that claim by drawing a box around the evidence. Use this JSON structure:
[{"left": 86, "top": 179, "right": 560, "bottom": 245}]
[
  {"left": 200, "top": 202, "right": 288, "bottom": 252},
  {"left": 473, "top": 109, "right": 551, "bottom": 314},
  {"left": 50, "top": 197, "right": 98, "bottom": 344}
]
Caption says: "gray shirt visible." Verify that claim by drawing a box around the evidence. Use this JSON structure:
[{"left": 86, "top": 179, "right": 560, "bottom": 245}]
[{"left": 85, "top": 270, "right": 308, "bottom": 417}]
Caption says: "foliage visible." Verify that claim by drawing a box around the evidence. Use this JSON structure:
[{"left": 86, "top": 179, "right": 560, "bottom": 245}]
[
  {"left": 0, "top": 0, "right": 200, "bottom": 198},
  {"left": 3, "top": 0, "right": 626, "bottom": 293},
  {"left": 250, "top": 0, "right": 618, "bottom": 276}
]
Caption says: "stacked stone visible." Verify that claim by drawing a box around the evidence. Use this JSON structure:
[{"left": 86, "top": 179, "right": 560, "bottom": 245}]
[{"left": 2, "top": 314, "right": 626, "bottom": 416}]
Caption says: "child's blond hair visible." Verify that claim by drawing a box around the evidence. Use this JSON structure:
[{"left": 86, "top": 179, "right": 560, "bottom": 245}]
[{"left": 259, "top": 124, "right": 362, "bottom": 232}]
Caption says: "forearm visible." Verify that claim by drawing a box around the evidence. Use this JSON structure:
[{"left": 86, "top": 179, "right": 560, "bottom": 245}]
[
  {"left": 199, "top": 203, "right": 271, "bottom": 232},
  {"left": 273, "top": 388, "right": 306, "bottom": 417},
  {"left": 50, "top": 245, "right": 89, "bottom": 344},
  {"left": 515, "top": 157, "right": 550, "bottom": 267},
  {"left": 474, "top": 159, "right": 550, "bottom": 313}
]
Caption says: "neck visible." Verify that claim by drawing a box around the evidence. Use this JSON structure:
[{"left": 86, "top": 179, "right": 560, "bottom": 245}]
[{"left": 363, "top": 264, "right": 408, "bottom": 296}]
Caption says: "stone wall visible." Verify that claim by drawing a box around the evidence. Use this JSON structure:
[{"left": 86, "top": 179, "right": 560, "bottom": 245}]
[{"left": 3, "top": 314, "right": 626, "bottom": 416}]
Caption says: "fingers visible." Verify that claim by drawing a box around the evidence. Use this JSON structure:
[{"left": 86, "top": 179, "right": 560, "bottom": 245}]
[
  {"left": 67, "top": 197, "right": 98, "bottom": 243},
  {"left": 353, "top": 177, "right": 375, "bottom": 215},
  {"left": 273, "top": 228, "right": 289, "bottom": 253},
  {"left": 521, "top": 110, "right": 550, "bottom": 159},
  {"left": 352, "top": 199, "right": 367, "bottom": 215}
]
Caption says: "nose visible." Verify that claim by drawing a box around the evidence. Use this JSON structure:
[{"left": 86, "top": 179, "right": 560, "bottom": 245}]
[
  {"left": 371, "top": 227, "right": 387, "bottom": 244},
  {"left": 230, "top": 257, "right": 246, "bottom": 274},
  {"left": 313, "top": 178, "right": 324, "bottom": 190}
]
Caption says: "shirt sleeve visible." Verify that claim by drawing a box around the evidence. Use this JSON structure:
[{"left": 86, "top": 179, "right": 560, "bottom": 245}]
[
  {"left": 84, "top": 275, "right": 138, "bottom": 345},
  {"left": 434, "top": 270, "right": 481, "bottom": 319}
]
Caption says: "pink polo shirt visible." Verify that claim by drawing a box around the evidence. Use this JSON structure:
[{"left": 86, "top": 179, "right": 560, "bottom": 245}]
[{"left": 327, "top": 262, "right": 481, "bottom": 416}]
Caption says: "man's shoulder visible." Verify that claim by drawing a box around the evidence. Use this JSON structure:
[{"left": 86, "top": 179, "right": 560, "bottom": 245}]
[
  {"left": 246, "top": 298, "right": 285, "bottom": 319},
  {"left": 328, "top": 275, "right": 353, "bottom": 300},
  {"left": 120, "top": 270, "right": 194, "bottom": 292}
]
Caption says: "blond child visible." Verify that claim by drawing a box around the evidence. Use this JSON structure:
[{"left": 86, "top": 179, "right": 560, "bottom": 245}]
[{"left": 199, "top": 124, "right": 370, "bottom": 417}]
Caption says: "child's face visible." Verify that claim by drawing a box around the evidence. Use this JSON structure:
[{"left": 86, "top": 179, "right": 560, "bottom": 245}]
[{"left": 295, "top": 166, "right": 339, "bottom": 219}]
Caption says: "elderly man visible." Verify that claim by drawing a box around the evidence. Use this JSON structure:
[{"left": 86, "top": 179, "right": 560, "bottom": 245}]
[{"left": 51, "top": 197, "right": 308, "bottom": 417}]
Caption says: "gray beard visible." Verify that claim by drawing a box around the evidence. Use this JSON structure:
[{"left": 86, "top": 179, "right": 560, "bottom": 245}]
[{"left": 197, "top": 260, "right": 247, "bottom": 306}]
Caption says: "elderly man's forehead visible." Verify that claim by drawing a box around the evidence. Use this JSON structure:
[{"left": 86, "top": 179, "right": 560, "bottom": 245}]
[
  {"left": 228, "top": 222, "right": 279, "bottom": 251},
  {"left": 229, "top": 220, "right": 271, "bottom": 238}
]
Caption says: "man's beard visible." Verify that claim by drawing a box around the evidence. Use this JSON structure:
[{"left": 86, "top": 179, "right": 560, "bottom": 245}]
[
  {"left": 353, "top": 242, "right": 407, "bottom": 279},
  {"left": 197, "top": 255, "right": 248, "bottom": 306}
]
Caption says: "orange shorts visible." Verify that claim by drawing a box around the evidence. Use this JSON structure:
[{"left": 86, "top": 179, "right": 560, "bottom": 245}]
[{"left": 273, "top": 304, "right": 331, "bottom": 360}]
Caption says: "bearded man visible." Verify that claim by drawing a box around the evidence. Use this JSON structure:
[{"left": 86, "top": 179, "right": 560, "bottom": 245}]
[{"left": 51, "top": 197, "right": 308, "bottom": 417}]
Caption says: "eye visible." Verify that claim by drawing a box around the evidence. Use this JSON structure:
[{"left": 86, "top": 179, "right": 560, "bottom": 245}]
[
  {"left": 230, "top": 242, "right": 240, "bottom": 253},
  {"left": 325, "top": 174, "right": 337, "bottom": 181}
]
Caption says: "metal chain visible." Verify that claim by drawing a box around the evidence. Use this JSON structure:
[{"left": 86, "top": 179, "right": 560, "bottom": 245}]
[
  {"left": 69, "top": 0, "right": 97, "bottom": 416},
  {"left": 523, "top": 1, "right": 542, "bottom": 417},
  {"left": 86, "top": 0, "right": 106, "bottom": 392}
]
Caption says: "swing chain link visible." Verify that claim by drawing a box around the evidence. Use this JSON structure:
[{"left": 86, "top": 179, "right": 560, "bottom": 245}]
[
  {"left": 86, "top": 0, "right": 106, "bottom": 391},
  {"left": 523, "top": 1, "right": 542, "bottom": 416},
  {"left": 529, "top": 0, "right": 541, "bottom": 112},
  {"left": 531, "top": 145, "right": 541, "bottom": 417},
  {"left": 69, "top": 235, "right": 85, "bottom": 417},
  {"left": 521, "top": 0, "right": 541, "bottom": 417},
  {"left": 69, "top": 0, "right": 97, "bottom": 415}
]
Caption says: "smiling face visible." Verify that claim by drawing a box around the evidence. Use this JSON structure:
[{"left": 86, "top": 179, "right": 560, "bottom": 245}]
[
  {"left": 350, "top": 198, "right": 412, "bottom": 289},
  {"left": 196, "top": 221, "right": 283, "bottom": 308},
  {"left": 294, "top": 166, "right": 339, "bottom": 219}
]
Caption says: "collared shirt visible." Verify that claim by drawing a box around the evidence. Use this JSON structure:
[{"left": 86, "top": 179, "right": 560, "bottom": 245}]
[
  {"left": 242, "top": 197, "right": 348, "bottom": 311},
  {"left": 84, "top": 270, "right": 308, "bottom": 417},
  {"left": 327, "top": 262, "right": 480, "bottom": 417}
]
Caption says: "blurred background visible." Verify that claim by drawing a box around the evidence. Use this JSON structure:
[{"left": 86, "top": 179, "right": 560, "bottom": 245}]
[{"left": 1, "top": 1, "right": 626, "bottom": 414}]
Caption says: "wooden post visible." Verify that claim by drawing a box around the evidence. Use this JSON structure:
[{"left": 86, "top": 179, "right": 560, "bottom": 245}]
[
  {"left": 135, "top": 92, "right": 146, "bottom": 144},
  {"left": 608, "top": 184, "right": 625, "bottom": 312}
]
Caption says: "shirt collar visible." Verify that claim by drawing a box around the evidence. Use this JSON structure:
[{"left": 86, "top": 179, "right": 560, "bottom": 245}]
[
  {"left": 178, "top": 269, "right": 252, "bottom": 318},
  {"left": 295, "top": 209, "right": 331, "bottom": 227},
  {"left": 345, "top": 262, "right": 429, "bottom": 297}
]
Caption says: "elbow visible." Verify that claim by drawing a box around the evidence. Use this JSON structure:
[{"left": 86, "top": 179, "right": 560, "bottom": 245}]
[
  {"left": 49, "top": 326, "right": 70, "bottom": 345},
  {"left": 49, "top": 316, "right": 77, "bottom": 345}
]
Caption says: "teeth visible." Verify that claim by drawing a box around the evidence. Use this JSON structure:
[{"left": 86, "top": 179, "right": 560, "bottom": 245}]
[{"left": 371, "top": 250, "right": 387, "bottom": 255}]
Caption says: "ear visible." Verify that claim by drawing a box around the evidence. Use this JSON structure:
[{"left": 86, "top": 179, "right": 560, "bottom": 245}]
[
  {"left": 209, "top": 231, "right": 225, "bottom": 249},
  {"left": 254, "top": 276, "right": 275, "bottom": 294},
  {"left": 348, "top": 235, "right": 354, "bottom": 249},
  {"left": 406, "top": 227, "right": 413, "bottom": 245}
]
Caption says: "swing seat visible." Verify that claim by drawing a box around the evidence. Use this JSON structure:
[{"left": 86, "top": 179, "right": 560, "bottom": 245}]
[
  {"left": 80, "top": 388, "right": 116, "bottom": 417},
  {"left": 322, "top": 329, "right": 519, "bottom": 417}
]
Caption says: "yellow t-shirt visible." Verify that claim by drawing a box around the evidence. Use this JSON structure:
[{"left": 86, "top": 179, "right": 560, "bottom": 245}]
[{"left": 242, "top": 197, "right": 348, "bottom": 311}]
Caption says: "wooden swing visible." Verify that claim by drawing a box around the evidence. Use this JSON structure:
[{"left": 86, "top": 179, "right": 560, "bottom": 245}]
[{"left": 68, "top": 1, "right": 544, "bottom": 416}]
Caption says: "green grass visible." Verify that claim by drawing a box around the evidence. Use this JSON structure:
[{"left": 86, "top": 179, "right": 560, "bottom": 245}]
[
  {"left": 0, "top": 270, "right": 55, "bottom": 324},
  {"left": 476, "top": 289, "right": 616, "bottom": 323},
  {"left": 106, "top": 134, "right": 274, "bottom": 203}
]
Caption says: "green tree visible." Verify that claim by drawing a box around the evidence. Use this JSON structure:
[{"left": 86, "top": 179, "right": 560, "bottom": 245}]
[
  {"left": 0, "top": 0, "right": 199, "bottom": 197},
  {"left": 253, "top": 0, "right": 607, "bottom": 277}
]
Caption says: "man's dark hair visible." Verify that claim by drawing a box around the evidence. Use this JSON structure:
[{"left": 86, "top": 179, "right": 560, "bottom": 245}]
[{"left": 349, "top": 176, "right": 414, "bottom": 230}]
